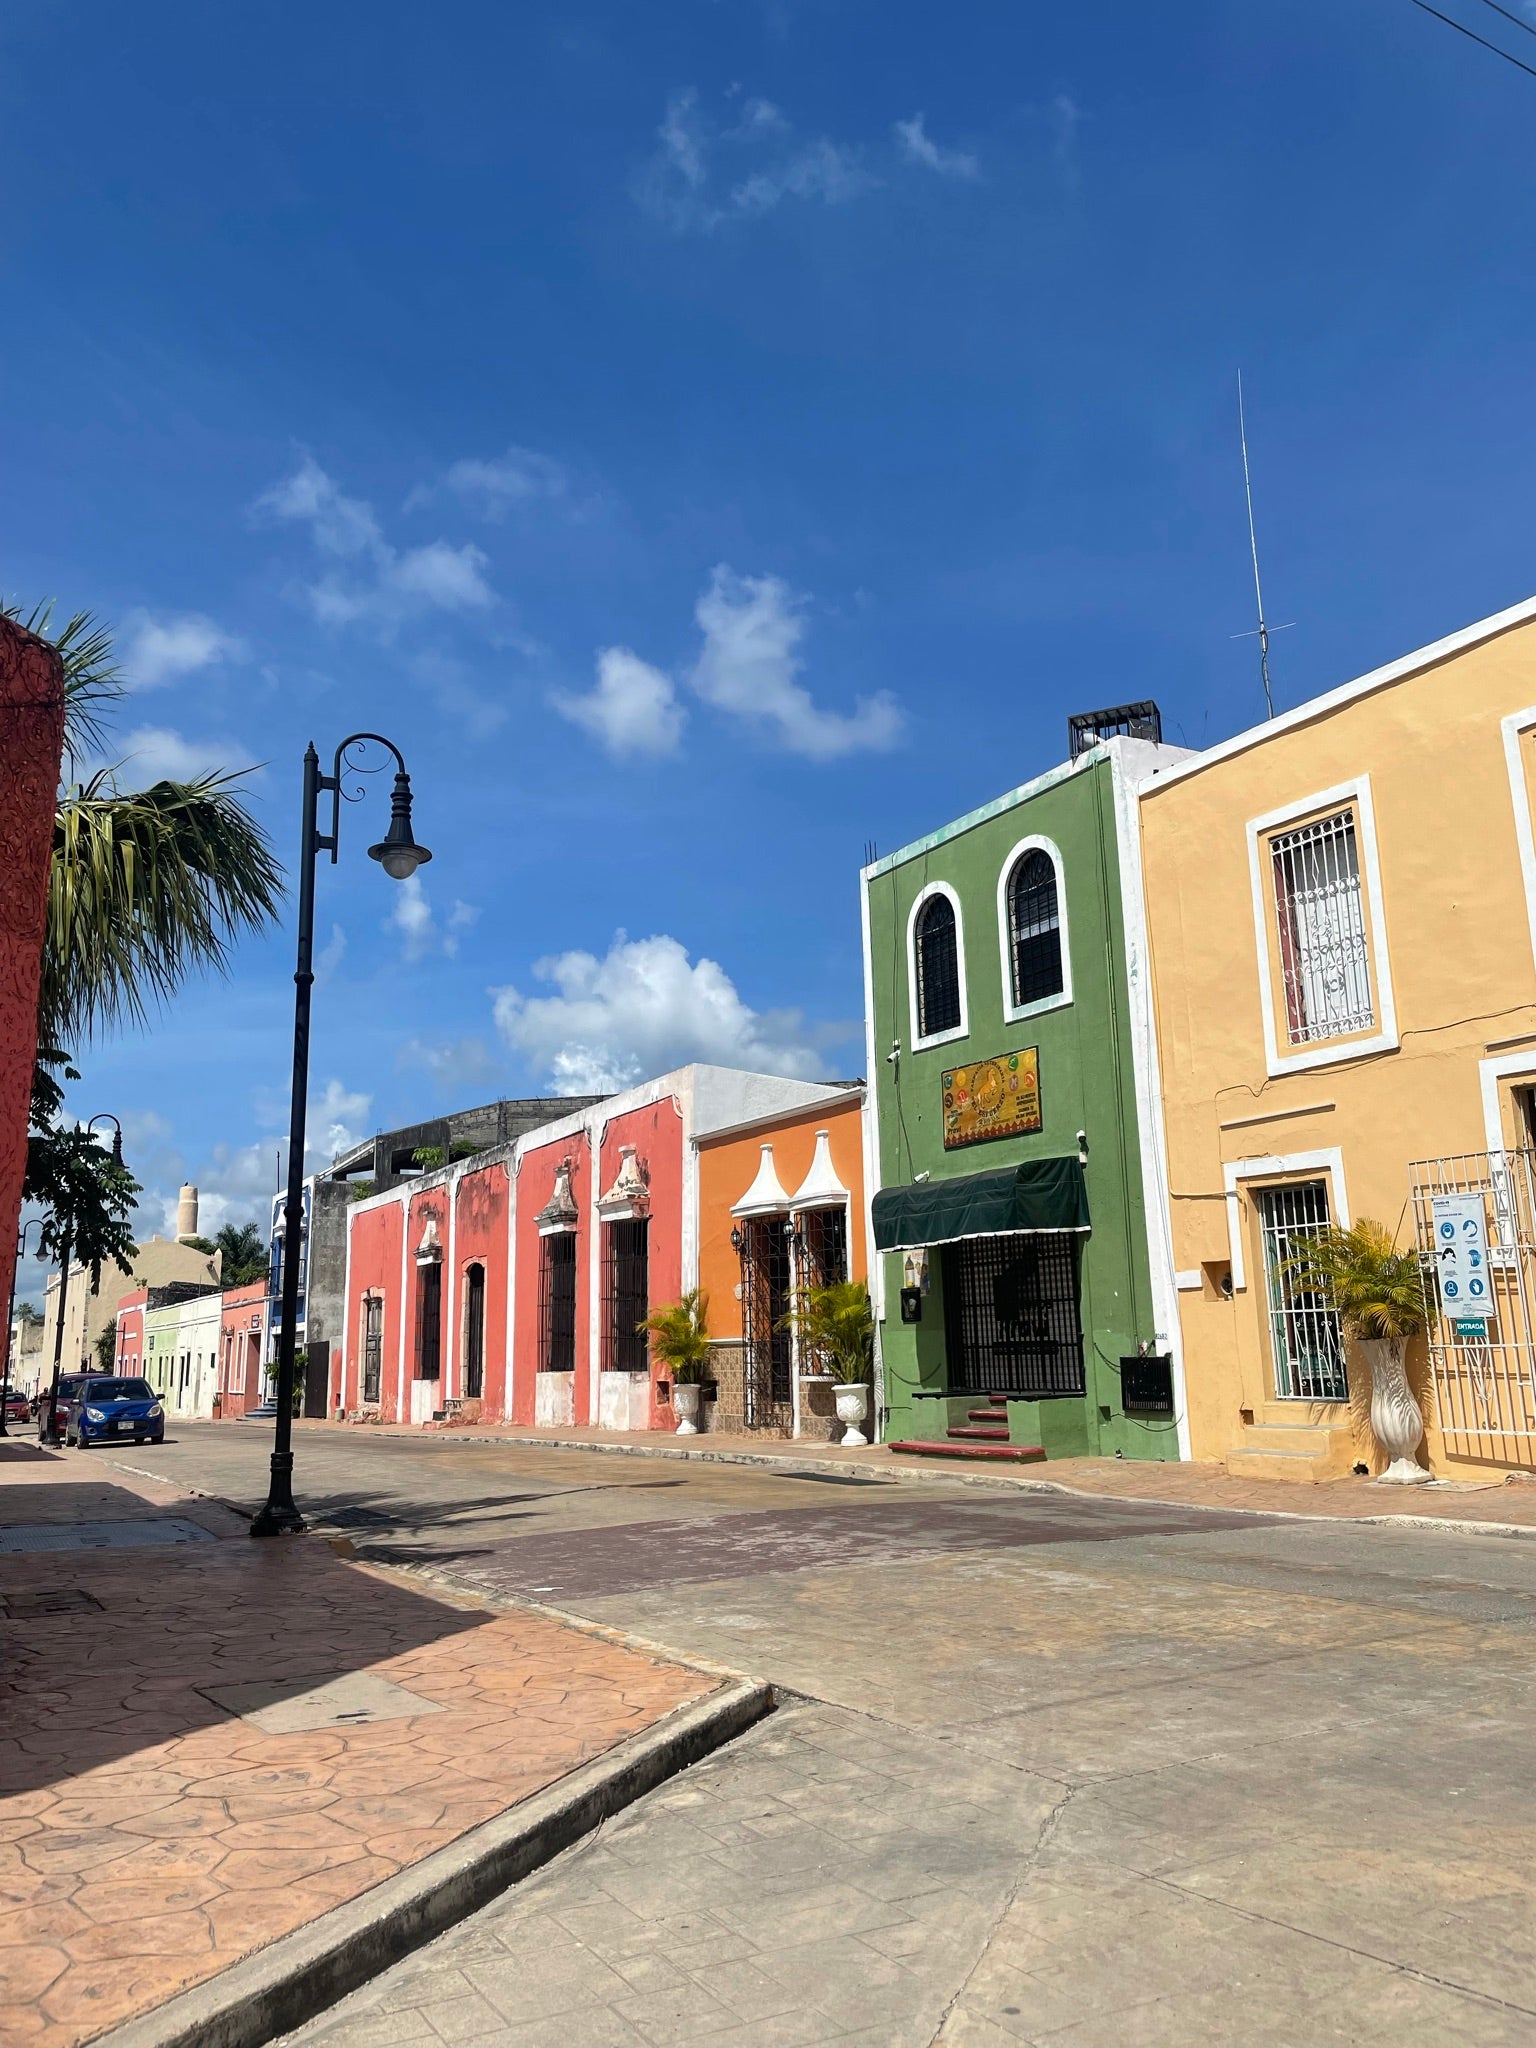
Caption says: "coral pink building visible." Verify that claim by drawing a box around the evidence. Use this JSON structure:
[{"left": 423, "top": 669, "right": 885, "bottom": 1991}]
[{"left": 340, "top": 1067, "right": 848, "bottom": 1432}]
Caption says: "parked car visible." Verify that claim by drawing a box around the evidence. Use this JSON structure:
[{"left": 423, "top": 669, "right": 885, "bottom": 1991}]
[
  {"left": 39, "top": 1374, "right": 94, "bottom": 1442},
  {"left": 64, "top": 1377, "right": 164, "bottom": 1449},
  {"left": 2, "top": 1389, "right": 31, "bottom": 1424}
]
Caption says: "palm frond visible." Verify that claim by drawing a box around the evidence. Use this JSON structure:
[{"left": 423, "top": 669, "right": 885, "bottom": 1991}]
[
  {"left": 780, "top": 1278, "right": 874, "bottom": 1383},
  {"left": 43, "top": 768, "right": 285, "bottom": 1046},
  {"left": 2, "top": 599, "right": 124, "bottom": 766},
  {"left": 639, "top": 1288, "right": 712, "bottom": 1384},
  {"left": 1283, "top": 1218, "right": 1435, "bottom": 1344}
]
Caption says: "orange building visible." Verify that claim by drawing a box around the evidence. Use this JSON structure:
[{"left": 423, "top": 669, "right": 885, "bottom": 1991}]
[{"left": 697, "top": 1086, "right": 867, "bottom": 1438}]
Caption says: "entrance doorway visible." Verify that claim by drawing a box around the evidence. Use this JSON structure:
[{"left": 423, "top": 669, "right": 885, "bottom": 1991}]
[{"left": 941, "top": 1234, "right": 1084, "bottom": 1397}]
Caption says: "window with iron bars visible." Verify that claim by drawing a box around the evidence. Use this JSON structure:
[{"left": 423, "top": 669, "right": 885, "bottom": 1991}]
[
  {"left": 915, "top": 893, "right": 962, "bottom": 1039},
  {"left": 1007, "top": 850, "right": 1064, "bottom": 1009},
  {"left": 798, "top": 1207, "right": 849, "bottom": 1291},
  {"left": 363, "top": 1296, "right": 382, "bottom": 1404},
  {"left": 463, "top": 1263, "right": 485, "bottom": 1399},
  {"left": 1270, "top": 809, "right": 1374, "bottom": 1045},
  {"left": 602, "top": 1219, "right": 650, "bottom": 1374},
  {"left": 416, "top": 1262, "right": 442, "bottom": 1381},
  {"left": 739, "top": 1215, "right": 794, "bottom": 1424},
  {"left": 539, "top": 1233, "right": 578, "bottom": 1374},
  {"left": 941, "top": 1234, "right": 1085, "bottom": 1397},
  {"left": 1256, "top": 1180, "right": 1347, "bottom": 1401}
]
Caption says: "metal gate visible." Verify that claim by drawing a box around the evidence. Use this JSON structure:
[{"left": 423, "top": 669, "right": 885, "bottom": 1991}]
[
  {"left": 740, "top": 1217, "right": 794, "bottom": 1431},
  {"left": 1410, "top": 1149, "right": 1536, "bottom": 1470}
]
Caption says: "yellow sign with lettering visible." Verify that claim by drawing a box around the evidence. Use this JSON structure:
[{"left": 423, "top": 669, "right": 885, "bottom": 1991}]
[{"left": 941, "top": 1048, "right": 1042, "bottom": 1150}]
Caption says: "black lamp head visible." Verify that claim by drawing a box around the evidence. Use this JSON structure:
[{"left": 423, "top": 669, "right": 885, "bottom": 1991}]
[{"left": 368, "top": 771, "right": 433, "bottom": 882}]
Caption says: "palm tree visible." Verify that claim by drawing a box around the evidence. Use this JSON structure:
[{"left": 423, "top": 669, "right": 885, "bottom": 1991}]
[
  {"left": 4, "top": 600, "right": 284, "bottom": 1048},
  {"left": 781, "top": 1278, "right": 874, "bottom": 1384},
  {"left": 214, "top": 1221, "right": 269, "bottom": 1288},
  {"left": 638, "top": 1289, "right": 711, "bottom": 1385}
]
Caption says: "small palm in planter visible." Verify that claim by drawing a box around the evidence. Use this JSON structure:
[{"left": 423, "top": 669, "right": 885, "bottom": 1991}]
[
  {"left": 786, "top": 1280, "right": 874, "bottom": 1445},
  {"left": 1285, "top": 1218, "right": 1437, "bottom": 1483},
  {"left": 640, "top": 1289, "right": 710, "bottom": 1435}
]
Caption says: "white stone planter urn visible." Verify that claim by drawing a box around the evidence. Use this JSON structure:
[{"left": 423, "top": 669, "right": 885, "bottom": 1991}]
[
  {"left": 672, "top": 1382, "right": 702, "bottom": 1436},
  {"left": 1359, "top": 1337, "right": 1430, "bottom": 1483},
  {"left": 834, "top": 1383, "right": 870, "bottom": 1448}
]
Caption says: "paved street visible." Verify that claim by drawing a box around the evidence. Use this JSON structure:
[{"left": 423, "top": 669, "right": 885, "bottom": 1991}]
[{"left": 68, "top": 1424, "right": 1536, "bottom": 2045}]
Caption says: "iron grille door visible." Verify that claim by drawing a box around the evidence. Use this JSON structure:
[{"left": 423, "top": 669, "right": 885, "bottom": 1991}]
[
  {"left": 740, "top": 1216, "right": 794, "bottom": 1427},
  {"left": 1008, "top": 850, "right": 1064, "bottom": 1007},
  {"left": 417, "top": 1264, "right": 442, "bottom": 1381},
  {"left": 916, "top": 895, "right": 962, "bottom": 1037},
  {"left": 540, "top": 1234, "right": 577, "bottom": 1374},
  {"left": 1270, "top": 810, "right": 1374, "bottom": 1044},
  {"left": 464, "top": 1264, "right": 485, "bottom": 1398},
  {"left": 363, "top": 1297, "right": 382, "bottom": 1403},
  {"left": 606, "top": 1220, "right": 650, "bottom": 1373},
  {"left": 1257, "top": 1180, "right": 1347, "bottom": 1400},
  {"left": 942, "top": 1234, "right": 1085, "bottom": 1396},
  {"left": 800, "top": 1207, "right": 849, "bottom": 1289}
]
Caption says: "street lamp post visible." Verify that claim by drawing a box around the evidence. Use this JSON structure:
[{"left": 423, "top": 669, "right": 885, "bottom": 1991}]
[
  {"left": 1, "top": 1218, "right": 45, "bottom": 1437},
  {"left": 42, "top": 1114, "right": 123, "bottom": 1444},
  {"left": 251, "top": 735, "right": 430, "bottom": 1539}
]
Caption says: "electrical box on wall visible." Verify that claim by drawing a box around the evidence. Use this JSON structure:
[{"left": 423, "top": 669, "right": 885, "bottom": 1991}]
[
  {"left": 899, "top": 1286, "right": 923, "bottom": 1325},
  {"left": 1121, "top": 1354, "right": 1175, "bottom": 1416}
]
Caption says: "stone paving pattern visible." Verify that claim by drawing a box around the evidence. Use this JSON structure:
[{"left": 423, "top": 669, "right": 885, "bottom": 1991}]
[{"left": 0, "top": 1447, "right": 714, "bottom": 2048}]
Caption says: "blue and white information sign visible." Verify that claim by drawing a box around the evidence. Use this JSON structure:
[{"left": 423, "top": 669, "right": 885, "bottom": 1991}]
[{"left": 1432, "top": 1194, "right": 1494, "bottom": 1322}]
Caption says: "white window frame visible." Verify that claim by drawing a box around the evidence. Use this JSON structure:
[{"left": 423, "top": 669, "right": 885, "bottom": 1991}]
[
  {"left": 907, "top": 880, "right": 969, "bottom": 1051},
  {"left": 996, "top": 834, "right": 1073, "bottom": 1024},
  {"left": 1501, "top": 706, "right": 1536, "bottom": 982},
  {"left": 1222, "top": 1148, "right": 1350, "bottom": 1293},
  {"left": 1246, "top": 776, "right": 1397, "bottom": 1077}
]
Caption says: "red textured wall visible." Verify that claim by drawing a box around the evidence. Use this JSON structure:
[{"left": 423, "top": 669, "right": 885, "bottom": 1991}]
[
  {"left": 115, "top": 1292, "right": 148, "bottom": 1374},
  {"left": 346, "top": 1200, "right": 404, "bottom": 1418},
  {"left": 0, "top": 620, "right": 65, "bottom": 1364},
  {"left": 451, "top": 1164, "right": 509, "bottom": 1415},
  {"left": 512, "top": 1135, "right": 591, "bottom": 1425},
  {"left": 219, "top": 1281, "right": 267, "bottom": 1416},
  {"left": 597, "top": 1098, "right": 684, "bottom": 1430}
]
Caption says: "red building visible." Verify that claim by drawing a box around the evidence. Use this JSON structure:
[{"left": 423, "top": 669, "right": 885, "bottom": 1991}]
[
  {"left": 341, "top": 1066, "right": 848, "bottom": 1431},
  {"left": 218, "top": 1282, "right": 268, "bottom": 1417}
]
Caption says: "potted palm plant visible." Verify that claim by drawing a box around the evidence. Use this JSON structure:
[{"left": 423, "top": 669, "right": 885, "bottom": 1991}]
[
  {"left": 640, "top": 1289, "right": 710, "bottom": 1435},
  {"left": 788, "top": 1279, "right": 875, "bottom": 1445},
  {"left": 1285, "top": 1217, "right": 1436, "bottom": 1483}
]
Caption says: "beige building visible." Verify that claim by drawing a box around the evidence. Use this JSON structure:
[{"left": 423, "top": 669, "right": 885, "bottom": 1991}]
[{"left": 41, "top": 1183, "right": 220, "bottom": 1379}]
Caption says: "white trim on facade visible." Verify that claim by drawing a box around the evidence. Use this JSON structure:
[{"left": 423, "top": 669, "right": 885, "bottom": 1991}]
[
  {"left": 995, "top": 832, "right": 1074, "bottom": 1025},
  {"left": 906, "top": 879, "right": 969, "bottom": 1052},
  {"left": 1112, "top": 744, "right": 1192, "bottom": 1458},
  {"left": 1501, "top": 706, "right": 1536, "bottom": 983},
  {"left": 1222, "top": 1148, "right": 1351, "bottom": 1294},
  {"left": 1245, "top": 774, "right": 1399, "bottom": 1077},
  {"left": 860, "top": 866, "right": 885, "bottom": 1439},
  {"left": 1479, "top": 1052, "right": 1536, "bottom": 1156},
  {"left": 1175, "top": 1270, "right": 1203, "bottom": 1291},
  {"left": 445, "top": 1179, "right": 458, "bottom": 1401}
]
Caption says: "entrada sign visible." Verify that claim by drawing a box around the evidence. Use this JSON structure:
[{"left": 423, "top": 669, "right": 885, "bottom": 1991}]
[{"left": 941, "top": 1047, "right": 1042, "bottom": 1150}]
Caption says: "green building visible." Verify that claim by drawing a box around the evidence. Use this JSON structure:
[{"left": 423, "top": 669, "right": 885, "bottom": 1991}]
[{"left": 860, "top": 707, "right": 1188, "bottom": 1464}]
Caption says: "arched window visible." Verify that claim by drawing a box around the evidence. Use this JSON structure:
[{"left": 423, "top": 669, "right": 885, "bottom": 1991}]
[
  {"left": 1007, "top": 849, "right": 1064, "bottom": 1009},
  {"left": 915, "top": 893, "right": 962, "bottom": 1039}
]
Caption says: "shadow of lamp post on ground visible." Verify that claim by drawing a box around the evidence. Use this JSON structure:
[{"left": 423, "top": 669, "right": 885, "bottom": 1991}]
[{"left": 252, "top": 734, "right": 431, "bottom": 1540}]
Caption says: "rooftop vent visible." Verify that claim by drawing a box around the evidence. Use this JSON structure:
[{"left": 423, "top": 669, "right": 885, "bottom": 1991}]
[{"left": 1067, "top": 701, "right": 1162, "bottom": 758}]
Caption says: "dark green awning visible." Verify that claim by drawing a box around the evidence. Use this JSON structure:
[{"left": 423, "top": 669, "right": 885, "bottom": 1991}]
[{"left": 872, "top": 1156, "right": 1089, "bottom": 1252}]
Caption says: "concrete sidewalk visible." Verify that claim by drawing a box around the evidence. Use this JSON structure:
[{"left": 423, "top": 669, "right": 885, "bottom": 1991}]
[
  {"left": 0, "top": 1443, "right": 723, "bottom": 2048},
  {"left": 305, "top": 1416, "right": 1536, "bottom": 1532}
]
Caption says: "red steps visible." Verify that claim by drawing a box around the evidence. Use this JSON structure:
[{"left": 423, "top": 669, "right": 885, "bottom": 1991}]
[{"left": 887, "top": 1438, "right": 1047, "bottom": 1463}]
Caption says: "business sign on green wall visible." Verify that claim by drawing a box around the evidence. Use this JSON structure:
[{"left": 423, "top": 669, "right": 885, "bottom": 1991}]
[{"left": 942, "top": 1048, "right": 1042, "bottom": 1150}]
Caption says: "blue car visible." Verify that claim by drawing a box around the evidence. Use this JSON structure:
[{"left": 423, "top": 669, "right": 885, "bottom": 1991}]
[{"left": 65, "top": 1376, "right": 165, "bottom": 1449}]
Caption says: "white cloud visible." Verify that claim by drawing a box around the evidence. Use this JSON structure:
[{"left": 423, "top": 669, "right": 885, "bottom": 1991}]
[
  {"left": 314, "top": 923, "right": 347, "bottom": 986},
  {"left": 690, "top": 567, "right": 902, "bottom": 759},
  {"left": 254, "top": 455, "right": 495, "bottom": 630},
  {"left": 638, "top": 88, "right": 875, "bottom": 231},
  {"left": 310, "top": 1077, "right": 373, "bottom": 1162},
  {"left": 411, "top": 446, "right": 573, "bottom": 521},
  {"left": 894, "top": 113, "right": 979, "bottom": 180},
  {"left": 386, "top": 876, "right": 479, "bottom": 963},
  {"left": 399, "top": 1035, "right": 501, "bottom": 1094},
  {"left": 107, "top": 726, "right": 260, "bottom": 787},
  {"left": 121, "top": 611, "right": 248, "bottom": 689},
  {"left": 552, "top": 646, "right": 686, "bottom": 758},
  {"left": 493, "top": 931, "right": 829, "bottom": 1095}
]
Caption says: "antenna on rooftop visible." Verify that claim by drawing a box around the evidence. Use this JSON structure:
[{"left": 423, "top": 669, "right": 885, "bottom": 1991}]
[{"left": 1235, "top": 371, "right": 1292, "bottom": 720}]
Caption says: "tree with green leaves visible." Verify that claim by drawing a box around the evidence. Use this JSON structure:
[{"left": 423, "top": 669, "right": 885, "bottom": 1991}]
[
  {"left": 24, "top": 1049, "right": 140, "bottom": 1283},
  {"left": 638, "top": 1289, "right": 711, "bottom": 1385},
  {"left": 95, "top": 1317, "right": 118, "bottom": 1371},
  {"left": 214, "top": 1221, "right": 269, "bottom": 1287},
  {"left": 781, "top": 1278, "right": 874, "bottom": 1385}
]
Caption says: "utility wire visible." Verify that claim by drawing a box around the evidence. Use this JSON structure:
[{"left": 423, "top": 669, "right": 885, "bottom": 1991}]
[
  {"left": 1473, "top": 0, "right": 1536, "bottom": 43},
  {"left": 1407, "top": 0, "right": 1536, "bottom": 79}
]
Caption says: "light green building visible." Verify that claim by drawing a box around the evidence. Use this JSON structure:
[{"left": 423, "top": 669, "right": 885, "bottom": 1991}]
[{"left": 860, "top": 710, "right": 1189, "bottom": 1464}]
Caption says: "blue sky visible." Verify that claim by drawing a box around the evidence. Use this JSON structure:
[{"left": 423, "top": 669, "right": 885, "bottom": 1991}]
[{"left": 6, "top": 0, "right": 1536, "bottom": 1277}]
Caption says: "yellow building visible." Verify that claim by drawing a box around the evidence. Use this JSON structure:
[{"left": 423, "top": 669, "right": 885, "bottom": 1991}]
[{"left": 1139, "top": 595, "right": 1536, "bottom": 1481}]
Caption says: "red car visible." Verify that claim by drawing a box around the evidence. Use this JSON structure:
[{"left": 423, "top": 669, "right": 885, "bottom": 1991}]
[{"left": 2, "top": 1390, "right": 30, "bottom": 1424}]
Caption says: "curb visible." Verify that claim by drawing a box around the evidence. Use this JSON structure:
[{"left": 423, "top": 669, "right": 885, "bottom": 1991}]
[{"left": 90, "top": 1677, "right": 774, "bottom": 2048}]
